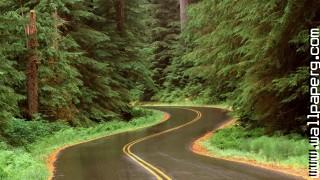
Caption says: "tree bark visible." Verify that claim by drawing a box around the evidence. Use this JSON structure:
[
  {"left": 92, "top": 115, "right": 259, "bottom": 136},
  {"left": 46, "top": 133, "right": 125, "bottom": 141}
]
[
  {"left": 52, "top": 8, "right": 59, "bottom": 49},
  {"left": 179, "top": 0, "right": 189, "bottom": 29},
  {"left": 26, "top": 10, "right": 39, "bottom": 119},
  {"left": 114, "top": 0, "right": 125, "bottom": 32}
]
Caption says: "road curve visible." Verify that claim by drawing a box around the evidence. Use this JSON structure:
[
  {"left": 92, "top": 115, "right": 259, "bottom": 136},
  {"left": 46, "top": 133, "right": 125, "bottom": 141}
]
[{"left": 53, "top": 106, "right": 302, "bottom": 180}]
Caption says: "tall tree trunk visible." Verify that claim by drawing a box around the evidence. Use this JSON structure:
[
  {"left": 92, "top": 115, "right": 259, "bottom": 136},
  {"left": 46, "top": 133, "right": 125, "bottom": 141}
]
[
  {"left": 114, "top": 0, "right": 125, "bottom": 32},
  {"left": 179, "top": 0, "right": 189, "bottom": 29},
  {"left": 52, "top": 8, "right": 59, "bottom": 49},
  {"left": 25, "top": 10, "right": 39, "bottom": 119}
]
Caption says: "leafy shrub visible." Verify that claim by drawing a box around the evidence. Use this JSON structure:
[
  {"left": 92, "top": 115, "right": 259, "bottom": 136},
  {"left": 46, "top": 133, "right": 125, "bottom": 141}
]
[
  {"left": 4, "top": 118, "right": 68, "bottom": 146},
  {"left": 0, "top": 166, "right": 8, "bottom": 179},
  {"left": 0, "top": 109, "right": 163, "bottom": 180},
  {"left": 207, "top": 125, "right": 309, "bottom": 168},
  {"left": 130, "top": 108, "right": 151, "bottom": 118}
]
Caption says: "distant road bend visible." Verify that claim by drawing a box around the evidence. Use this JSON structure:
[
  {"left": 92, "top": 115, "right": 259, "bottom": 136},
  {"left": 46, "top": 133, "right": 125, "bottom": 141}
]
[{"left": 54, "top": 106, "right": 302, "bottom": 180}]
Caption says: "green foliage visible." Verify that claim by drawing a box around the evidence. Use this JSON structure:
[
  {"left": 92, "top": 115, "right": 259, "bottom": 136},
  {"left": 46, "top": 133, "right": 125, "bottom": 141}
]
[
  {"left": 3, "top": 118, "right": 68, "bottom": 146},
  {"left": 0, "top": 4, "right": 26, "bottom": 132},
  {"left": 152, "top": 0, "right": 320, "bottom": 132},
  {"left": 34, "top": 1, "right": 84, "bottom": 121},
  {"left": 0, "top": 0, "right": 154, "bottom": 138},
  {"left": 0, "top": 149, "right": 46, "bottom": 180},
  {"left": 143, "top": 0, "right": 180, "bottom": 100},
  {"left": 205, "top": 125, "right": 309, "bottom": 168},
  {"left": 0, "top": 109, "right": 163, "bottom": 180}
]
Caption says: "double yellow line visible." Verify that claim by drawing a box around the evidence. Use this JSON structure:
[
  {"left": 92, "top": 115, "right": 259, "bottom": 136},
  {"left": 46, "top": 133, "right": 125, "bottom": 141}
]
[{"left": 122, "top": 108, "right": 202, "bottom": 180}]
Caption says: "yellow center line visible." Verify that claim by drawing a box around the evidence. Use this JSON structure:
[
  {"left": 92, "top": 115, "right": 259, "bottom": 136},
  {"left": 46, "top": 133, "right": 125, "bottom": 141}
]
[{"left": 122, "top": 108, "right": 203, "bottom": 180}]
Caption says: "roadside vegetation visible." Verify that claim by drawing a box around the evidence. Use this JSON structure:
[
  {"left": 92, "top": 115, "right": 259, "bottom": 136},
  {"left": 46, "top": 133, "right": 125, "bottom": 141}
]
[
  {"left": 0, "top": 109, "right": 163, "bottom": 180},
  {"left": 149, "top": 0, "right": 316, "bottom": 134},
  {"left": 147, "top": 0, "right": 315, "bottom": 172},
  {"left": 1, "top": 1, "right": 159, "bottom": 179},
  {"left": 203, "top": 125, "right": 309, "bottom": 169},
  {"left": 0, "top": 0, "right": 316, "bottom": 179},
  {"left": 0, "top": 0, "right": 153, "bottom": 142}
]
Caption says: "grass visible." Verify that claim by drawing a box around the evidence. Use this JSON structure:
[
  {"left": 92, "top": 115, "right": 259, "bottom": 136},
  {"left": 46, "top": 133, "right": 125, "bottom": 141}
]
[
  {"left": 0, "top": 109, "right": 164, "bottom": 180},
  {"left": 202, "top": 125, "right": 309, "bottom": 169}
]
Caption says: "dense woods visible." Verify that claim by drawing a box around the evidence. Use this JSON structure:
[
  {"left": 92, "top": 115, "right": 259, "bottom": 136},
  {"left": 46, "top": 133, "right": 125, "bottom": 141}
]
[
  {"left": 0, "top": 0, "right": 318, "bottom": 178},
  {"left": 0, "top": 0, "right": 152, "bottom": 144},
  {"left": 0, "top": 0, "right": 318, "bottom": 147},
  {"left": 152, "top": 0, "right": 320, "bottom": 133}
]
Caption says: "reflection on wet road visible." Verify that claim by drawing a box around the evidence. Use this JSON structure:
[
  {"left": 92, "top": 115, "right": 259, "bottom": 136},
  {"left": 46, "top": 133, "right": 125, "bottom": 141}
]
[{"left": 54, "top": 107, "right": 302, "bottom": 180}]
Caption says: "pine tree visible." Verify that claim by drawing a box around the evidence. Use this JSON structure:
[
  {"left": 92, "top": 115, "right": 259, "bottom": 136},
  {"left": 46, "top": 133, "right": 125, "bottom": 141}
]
[
  {"left": 0, "top": 1, "right": 25, "bottom": 132},
  {"left": 158, "top": 0, "right": 320, "bottom": 132},
  {"left": 145, "top": 0, "right": 180, "bottom": 100},
  {"left": 0, "top": 0, "right": 153, "bottom": 128}
]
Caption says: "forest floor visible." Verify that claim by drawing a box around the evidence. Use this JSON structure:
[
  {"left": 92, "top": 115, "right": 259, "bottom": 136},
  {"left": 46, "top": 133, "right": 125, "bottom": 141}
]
[{"left": 0, "top": 109, "right": 166, "bottom": 180}]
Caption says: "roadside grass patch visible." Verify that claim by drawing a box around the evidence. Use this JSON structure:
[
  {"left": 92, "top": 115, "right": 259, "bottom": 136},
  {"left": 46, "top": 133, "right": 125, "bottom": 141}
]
[
  {"left": 203, "top": 125, "right": 309, "bottom": 169},
  {"left": 0, "top": 109, "right": 164, "bottom": 180}
]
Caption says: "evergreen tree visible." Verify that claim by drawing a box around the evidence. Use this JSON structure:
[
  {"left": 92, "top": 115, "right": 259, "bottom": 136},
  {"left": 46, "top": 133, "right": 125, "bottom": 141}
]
[
  {"left": 0, "top": 4, "right": 25, "bottom": 132},
  {"left": 157, "top": 0, "right": 320, "bottom": 132},
  {"left": 0, "top": 0, "right": 153, "bottom": 129},
  {"left": 145, "top": 0, "right": 180, "bottom": 100}
]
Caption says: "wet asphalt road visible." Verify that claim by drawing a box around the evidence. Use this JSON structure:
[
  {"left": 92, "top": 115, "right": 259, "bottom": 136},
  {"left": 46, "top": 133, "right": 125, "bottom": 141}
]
[{"left": 53, "top": 106, "right": 302, "bottom": 180}]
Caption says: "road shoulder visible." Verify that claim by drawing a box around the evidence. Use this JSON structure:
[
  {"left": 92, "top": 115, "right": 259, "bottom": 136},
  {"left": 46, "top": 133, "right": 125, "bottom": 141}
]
[{"left": 191, "top": 118, "right": 308, "bottom": 180}]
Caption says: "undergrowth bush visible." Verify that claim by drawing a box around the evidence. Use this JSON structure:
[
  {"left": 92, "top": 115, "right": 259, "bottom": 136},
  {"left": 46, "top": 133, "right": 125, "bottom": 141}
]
[
  {"left": 205, "top": 125, "right": 309, "bottom": 168},
  {"left": 3, "top": 118, "right": 68, "bottom": 147},
  {"left": 0, "top": 109, "right": 163, "bottom": 180}
]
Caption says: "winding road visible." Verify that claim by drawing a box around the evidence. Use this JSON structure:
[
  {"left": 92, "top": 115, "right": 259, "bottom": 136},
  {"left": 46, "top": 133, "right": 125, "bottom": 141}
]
[{"left": 53, "top": 106, "right": 302, "bottom": 180}]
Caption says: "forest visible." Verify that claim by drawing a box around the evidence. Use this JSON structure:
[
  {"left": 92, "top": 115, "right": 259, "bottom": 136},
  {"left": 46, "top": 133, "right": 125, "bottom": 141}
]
[{"left": 0, "top": 0, "right": 319, "bottom": 179}]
